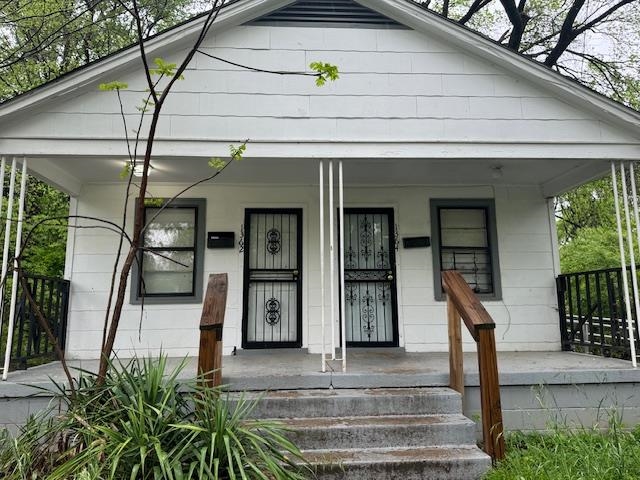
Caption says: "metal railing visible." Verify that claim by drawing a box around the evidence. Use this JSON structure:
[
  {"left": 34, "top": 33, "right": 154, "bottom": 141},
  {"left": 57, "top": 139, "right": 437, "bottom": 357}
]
[
  {"left": 556, "top": 266, "right": 640, "bottom": 360},
  {"left": 0, "top": 274, "right": 70, "bottom": 370}
]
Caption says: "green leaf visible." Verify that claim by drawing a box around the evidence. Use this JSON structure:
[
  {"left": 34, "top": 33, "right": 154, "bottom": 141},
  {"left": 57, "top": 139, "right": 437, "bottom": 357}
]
[
  {"left": 144, "top": 197, "right": 164, "bottom": 207},
  {"left": 229, "top": 143, "right": 247, "bottom": 161},
  {"left": 120, "top": 163, "right": 132, "bottom": 179},
  {"left": 99, "top": 81, "right": 129, "bottom": 91},
  {"left": 310, "top": 61, "right": 339, "bottom": 87},
  {"left": 209, "top": 158, "right": 227, "bottom": 170},
  {"left": 136, "top": 98, "right": 155, "bottom": 113},
  {"left": 149, "top": 57, "right": 178, "bottom": 77}
]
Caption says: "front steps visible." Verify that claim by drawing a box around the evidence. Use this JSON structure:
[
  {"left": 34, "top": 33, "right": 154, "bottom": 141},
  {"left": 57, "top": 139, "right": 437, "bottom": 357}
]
[{"left": 249, "top": 387, "right": 491, "bottom": 479}]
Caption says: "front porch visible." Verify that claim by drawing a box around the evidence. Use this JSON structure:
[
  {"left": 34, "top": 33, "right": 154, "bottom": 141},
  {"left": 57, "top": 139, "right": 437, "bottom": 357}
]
[{"left": 2, "top": 350, "right": 639, "bottom": 432}]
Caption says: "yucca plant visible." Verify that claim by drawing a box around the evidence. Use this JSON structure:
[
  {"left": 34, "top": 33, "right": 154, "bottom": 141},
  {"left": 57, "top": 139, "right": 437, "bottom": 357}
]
[
  {"left": 176, "top": 387, "right": 309, "bottom": 480},
  {"left": 0, "top": 410, "right": 74, "bottom": 479},
  {"left": 0, "top": 355, "right": 311, "bottom": 480}
]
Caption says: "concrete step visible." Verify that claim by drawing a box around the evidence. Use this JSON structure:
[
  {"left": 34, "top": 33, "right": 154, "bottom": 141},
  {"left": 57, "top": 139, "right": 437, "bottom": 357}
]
[
  {"left": 243, "top": 387, "right": 462, "bottom": 419},
  {"left": 282, "top": 414, "right": 476, "bottom": 450},
  {"left": 302, "top": 445, "right": 491, "bottom": 480}
]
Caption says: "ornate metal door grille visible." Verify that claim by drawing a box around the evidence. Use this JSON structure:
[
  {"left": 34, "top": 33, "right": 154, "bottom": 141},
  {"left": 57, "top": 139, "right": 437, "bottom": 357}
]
[
  {"left": 341, "top": 209, "right": 399, "bottom": 346},
  {"left": 242, "top": 209, "right": 302, "bottom": 348}
]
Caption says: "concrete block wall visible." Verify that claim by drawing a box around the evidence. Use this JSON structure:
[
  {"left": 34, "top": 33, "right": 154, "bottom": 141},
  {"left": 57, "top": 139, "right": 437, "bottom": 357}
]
[
  {"left": 2, "top": 25, "right": 626, "bottom": 145},
  {"left": 464, "top": 382, "right": 640, "bottom": 434},
  {"left": 64, "top": 182, "right": 558, "bottom": 360}
]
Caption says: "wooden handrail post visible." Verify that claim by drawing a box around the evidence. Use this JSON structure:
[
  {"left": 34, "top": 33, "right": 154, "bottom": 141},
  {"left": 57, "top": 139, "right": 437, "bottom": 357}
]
[
  {"left": 477, "top": 328, "right": 505, "bottom": 462},
  {"left": 442, "top": 270, "right": 504, "bottom": 463},
  {"left": 447, "top": 294, "right": 464, "bottom": 395},
  {"left": 198, "top": 273, "right": 228, "bottom": 388}
]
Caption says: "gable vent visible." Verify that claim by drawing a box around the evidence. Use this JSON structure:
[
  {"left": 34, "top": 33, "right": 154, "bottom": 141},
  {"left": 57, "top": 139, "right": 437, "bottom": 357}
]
[{"left": 249, "top": 0, "right": 405, "bottom": 28}]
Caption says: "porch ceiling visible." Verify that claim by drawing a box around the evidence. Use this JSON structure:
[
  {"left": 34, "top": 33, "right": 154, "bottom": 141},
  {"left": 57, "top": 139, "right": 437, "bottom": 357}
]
[{"left": 28, "top": 156, "right": 608, "bottom": 197}]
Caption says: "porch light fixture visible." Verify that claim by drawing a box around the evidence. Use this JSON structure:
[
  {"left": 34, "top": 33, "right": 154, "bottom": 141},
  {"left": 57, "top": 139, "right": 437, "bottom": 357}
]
[
  {"left": 491, "top": 165, "right": 503, "bottom": 179},
  {"left": 132, "top": 164, "right": 154, "bottom": 177}
]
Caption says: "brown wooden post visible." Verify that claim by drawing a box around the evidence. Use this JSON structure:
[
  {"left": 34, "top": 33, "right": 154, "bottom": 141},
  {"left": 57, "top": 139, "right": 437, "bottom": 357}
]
[
  {"left": 198, "top": 273, "right": 228, "bottom": 387},
  {"left": 477, "top": 328, "right": 505, "bottom": 462},
  {"left": 447, "top": 294, "right": 464, "bottom": 395}
]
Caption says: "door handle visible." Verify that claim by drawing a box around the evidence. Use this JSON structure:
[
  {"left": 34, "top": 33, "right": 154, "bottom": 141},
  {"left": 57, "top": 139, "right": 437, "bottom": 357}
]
[{"left": 387, "top": 274, "right": 394, "bottom": 281}]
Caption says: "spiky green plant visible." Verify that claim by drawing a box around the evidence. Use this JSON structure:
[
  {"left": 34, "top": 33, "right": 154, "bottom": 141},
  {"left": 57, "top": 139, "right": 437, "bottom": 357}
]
[{"left": 0, "top": 355, "right": 310, "bottom": 480}]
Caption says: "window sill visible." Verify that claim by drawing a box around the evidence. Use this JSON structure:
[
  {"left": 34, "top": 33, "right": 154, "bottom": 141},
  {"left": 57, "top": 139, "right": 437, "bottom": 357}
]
[{"left": 130, "top": 295, "right": 203, "bottom": 305}]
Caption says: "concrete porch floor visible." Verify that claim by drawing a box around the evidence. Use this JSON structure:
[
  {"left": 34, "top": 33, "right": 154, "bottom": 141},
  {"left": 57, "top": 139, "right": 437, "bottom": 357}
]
[
  {"left": 3, "top": 351, "right": 640, "bottom": 431},
  {"left": 2, "top": 350, "right": 639, "bottom": 394}
]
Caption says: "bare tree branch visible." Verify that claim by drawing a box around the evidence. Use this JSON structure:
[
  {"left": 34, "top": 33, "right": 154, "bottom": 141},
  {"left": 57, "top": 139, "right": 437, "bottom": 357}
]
[{"left": 459, "top": 0, "right": 493, "bottom": 25}]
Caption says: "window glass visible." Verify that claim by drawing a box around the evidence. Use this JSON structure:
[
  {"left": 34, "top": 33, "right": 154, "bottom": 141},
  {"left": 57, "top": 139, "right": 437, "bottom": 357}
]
[
  {"left": 144, "top": 208, "right": 195, "bottom": 248},
  {"left": 141, "top": 251, "right": 194, "bottom": 295},
  {"left": 131, "top": 199, "right": 205, "bottom": 304},
  {"left": 431, "top": 199, "right": 501, "bottom": 300},
  {"left": 440, "top": 209, "right": 488, "bottom": 248},
  {"left": 139, "top": 206, "right": 197, "bottom": 297},
  {"left": 437, "top": 206, "right": 496, "bottom": 296}
]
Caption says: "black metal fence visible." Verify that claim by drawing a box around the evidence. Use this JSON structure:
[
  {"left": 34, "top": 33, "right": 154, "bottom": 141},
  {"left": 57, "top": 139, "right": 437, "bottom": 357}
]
[
  {"left": 0, "top": 274, "right": 70, "bottom": 370},
  {"left": 557, "top": 266, "right": 640, "bottom": 360}
]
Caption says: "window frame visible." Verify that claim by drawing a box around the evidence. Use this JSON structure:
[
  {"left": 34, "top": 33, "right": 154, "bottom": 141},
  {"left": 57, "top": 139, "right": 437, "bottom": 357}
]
[
  {"left": 130, "top": 198, "right": 206, "bottom": 305},
  {"left": 430, "top": 199, "right": 502, "bottom": 301}
]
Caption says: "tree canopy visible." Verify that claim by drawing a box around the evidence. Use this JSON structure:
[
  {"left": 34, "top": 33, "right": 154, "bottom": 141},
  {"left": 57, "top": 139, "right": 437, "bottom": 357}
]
[
  {"left": 555, "top": 175, "right": 640, "bottom": 274},
  {"left": 421, "top": 0, "right": 640, "bottom": 105},
  {"left": 0, "top": 0, "right": 210, "bottom": 101}
]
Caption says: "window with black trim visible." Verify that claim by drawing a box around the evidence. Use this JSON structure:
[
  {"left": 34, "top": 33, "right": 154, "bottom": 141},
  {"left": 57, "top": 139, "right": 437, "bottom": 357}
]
[
  {"left": 131, "top": 198, "right": 206, "bottom": 304},
  {"left": 430, "top": 199, "right": 501, "bottom": 301}
]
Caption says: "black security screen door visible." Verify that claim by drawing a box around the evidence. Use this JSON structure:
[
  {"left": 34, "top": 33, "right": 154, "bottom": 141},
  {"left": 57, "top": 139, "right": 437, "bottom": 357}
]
[
  {"left": 341, "top": 209, "right": 399, "bottom": 347},
  {"left": 242, "top": 209, "right": 302, "bottom": 348}
]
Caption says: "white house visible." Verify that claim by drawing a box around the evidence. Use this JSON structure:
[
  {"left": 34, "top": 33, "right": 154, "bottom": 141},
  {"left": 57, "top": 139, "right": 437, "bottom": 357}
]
[{"left": 1, "top": 0, "right": 639, "bottom": 362}]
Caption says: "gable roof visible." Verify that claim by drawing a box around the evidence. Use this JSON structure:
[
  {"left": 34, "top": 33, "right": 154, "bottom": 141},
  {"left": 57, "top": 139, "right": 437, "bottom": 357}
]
[{"left": 0, "top": 0, "right": 639, "bottom": 137}]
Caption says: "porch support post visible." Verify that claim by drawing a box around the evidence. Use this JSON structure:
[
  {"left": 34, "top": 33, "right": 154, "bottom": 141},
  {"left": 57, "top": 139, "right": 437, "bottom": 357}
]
[
  {"left": 630, "top": 162, "right": 640, "bottom": 360},
  {"left": 329, "top": 161, "right": 336, "bottom": 359},
  {"left": 0, "top": 157, "right": 5, "bottom": 230},
  {"left": 338, "top": 160, "right": 347, "bottom": 372},
  {"left": 612, "top": 161, "right": 637, "bottom": 368},
  {"left": 620, "top": 162, "right": 638, "bottom": 367},
  {"left": 0, "top": 157, "right": 5, "bottom": 345},
  {"left": 0, "top": 158, "right": 16, "bottom": 380},
  {"left": 319, "top": 160, "right": 326, "bottom": 372},
  {"left": 0, "top": 157, "right": 16, "bottom": 297},
  {"left": 2, "top": 158, "right": 27, "bottom": 380}
]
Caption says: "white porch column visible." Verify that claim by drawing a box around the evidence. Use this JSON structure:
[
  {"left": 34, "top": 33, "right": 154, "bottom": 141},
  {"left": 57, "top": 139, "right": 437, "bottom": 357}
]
[
  {"left": 329, "top": 161, "right": 336, "bottom": 359},
  {"left": 0, "top": 157, "right": 5, "bottom": 230},
  {"left": 0, "top": 158, "right": 16, "bottom": 379},
  {"left": 319, "top": 160, "right": 326, "bottom": 372},
  {"left": 338, "top": 160, "right": 347, "bottom": 372},
  {"left": 630, "top": 163, "right": 640, "bottom": 360},
  {"left": 612, "top": 161, "right": 637, "bottom": 368},
  {"left": 0, "top": 158, "right": 16, "bottom": 296},
  {"left": 0, "top": 157, "right": 5, "bottom": 346},
  {"left": 2, "top": 157, "right": 27, "bottom": 380},
  {"left": 620, "top": 162, "right": 639, "bottom": 367}
]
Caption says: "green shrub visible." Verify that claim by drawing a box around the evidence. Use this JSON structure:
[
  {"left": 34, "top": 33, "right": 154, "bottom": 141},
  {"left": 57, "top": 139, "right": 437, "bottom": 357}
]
[{"left": 0, "top": 355, "right": 310, "bottom": 479}]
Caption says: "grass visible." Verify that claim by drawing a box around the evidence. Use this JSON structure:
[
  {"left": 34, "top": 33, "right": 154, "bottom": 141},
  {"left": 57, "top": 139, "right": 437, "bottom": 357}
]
[{"left": 486, "top": 413, "right": 640, "bottom": 480}]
